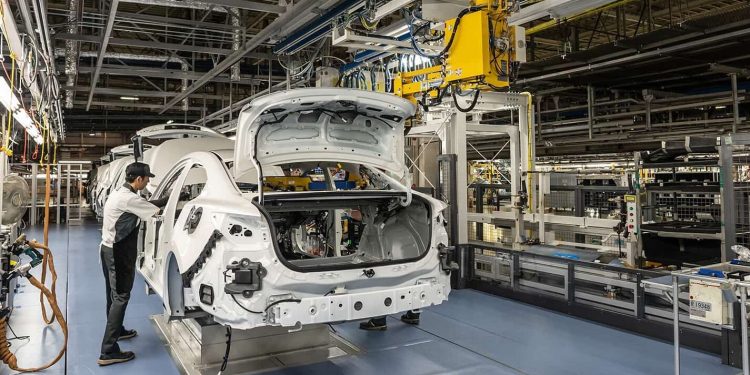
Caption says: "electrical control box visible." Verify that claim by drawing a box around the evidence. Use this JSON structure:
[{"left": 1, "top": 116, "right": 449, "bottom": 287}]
[
  {"left": 689, "top": 279, "right": 731, "bottom": 325},
  {"left": 511, "top": 25, "right": 526, "bottom": 63},
  {"left": 624, "top": 194, "right": 639, "bottom": 237}
]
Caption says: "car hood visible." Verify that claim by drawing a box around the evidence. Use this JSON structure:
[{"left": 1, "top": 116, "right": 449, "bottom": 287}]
[{"left": 233, "top": 88, "right": 415, "bottom": 180}]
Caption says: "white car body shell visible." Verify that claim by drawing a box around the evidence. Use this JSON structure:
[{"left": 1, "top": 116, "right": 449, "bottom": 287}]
[
  {"left": 137, "top": 88, "right": 452, "bottom": 330},
  {"left": 92, "top": 130, "right": 230, "bottom": 216},
  {"left": 142, "top": 137, "right": 234, "bottom": 194},
  {"left": 93, "top": 158, "right": 130, "bottom": 217}
]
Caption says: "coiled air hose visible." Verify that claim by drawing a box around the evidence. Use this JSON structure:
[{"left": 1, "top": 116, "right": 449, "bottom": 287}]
[{"left": 0, "top": 273, "right": 68, "bottom": 372}]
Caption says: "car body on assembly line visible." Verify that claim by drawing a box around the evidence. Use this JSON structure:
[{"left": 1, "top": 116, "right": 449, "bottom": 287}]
[
  {"left": 137, "top": 88, "right": 455, "bottom": 330},
  {"left": 90, "top": 125, "right": 229, "bottom": 217}
]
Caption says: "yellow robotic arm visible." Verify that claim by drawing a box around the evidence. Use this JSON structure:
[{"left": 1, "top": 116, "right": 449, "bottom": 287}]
[{"left": 393, "top": 0, "right": 525, "bottom": 108}]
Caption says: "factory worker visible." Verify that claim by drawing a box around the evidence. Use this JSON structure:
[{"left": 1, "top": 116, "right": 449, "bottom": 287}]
[{"left": 97, "top": 162, "right": 182, "bottom": 366}]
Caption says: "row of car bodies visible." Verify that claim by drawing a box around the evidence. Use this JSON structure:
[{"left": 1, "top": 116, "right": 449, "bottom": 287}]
[{"left": 88, "top": 88, "right": 453, "bottom": 330}]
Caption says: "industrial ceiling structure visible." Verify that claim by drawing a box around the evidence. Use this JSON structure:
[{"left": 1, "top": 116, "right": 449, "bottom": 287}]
[{"left": 25, "top": 0, "right": 748, "bottom": 159}]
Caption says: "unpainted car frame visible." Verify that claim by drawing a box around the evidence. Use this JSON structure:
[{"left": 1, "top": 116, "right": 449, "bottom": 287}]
[{"left": 137, "top": 88, "right": 454, "bottom": 330}]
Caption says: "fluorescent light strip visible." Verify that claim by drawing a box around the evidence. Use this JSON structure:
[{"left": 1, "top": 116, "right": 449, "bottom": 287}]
[{"left": 0, "top": 76, "right": 43, "bottom": 144}]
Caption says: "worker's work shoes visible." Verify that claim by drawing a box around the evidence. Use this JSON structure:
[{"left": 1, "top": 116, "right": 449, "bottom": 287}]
[
  {"left": 400, "top": 311, "right": 421, "bottom": 325},
  {"left": 359, "top": 318, "right": 387, "bottom": 331},
  {"left": 118, "top": 328, "right": 137, "bottom": 340},
  {"left": 97, "top": 351, "right": 135, "bottom": 366}
]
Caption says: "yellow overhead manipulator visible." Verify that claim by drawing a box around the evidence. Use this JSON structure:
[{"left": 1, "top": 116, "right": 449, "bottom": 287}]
[{"left": 393, "top": 0, "right": 525, "bottom": 110}]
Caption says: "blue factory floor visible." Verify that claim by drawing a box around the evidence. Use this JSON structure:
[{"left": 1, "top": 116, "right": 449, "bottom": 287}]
[{"left": 1, "top": 222, "right": 739, "bottom": 375}]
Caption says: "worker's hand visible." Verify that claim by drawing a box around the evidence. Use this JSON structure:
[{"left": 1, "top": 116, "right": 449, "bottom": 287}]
[{"left": 179, "top": 191, "right": 191, "bottom": 201}]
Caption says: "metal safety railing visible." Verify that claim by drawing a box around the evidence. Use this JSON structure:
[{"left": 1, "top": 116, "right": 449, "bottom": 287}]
[
  {"left": 455, "top": 242, "right": 729, "bottom": 357},
  {"left": 11, "top": 162, "right": 93, "bottom": 226},
  {"left": 652, "top": 263, "right": 750, "bottom": 375}
]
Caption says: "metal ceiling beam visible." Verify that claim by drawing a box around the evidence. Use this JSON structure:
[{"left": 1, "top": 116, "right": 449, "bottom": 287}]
[
  {"left": 205, "top": 0, "right": 285, "bottom": 13},
  {"left": 86, "top": 0, "right": 119, "bottom": 111},
  {"left": 56, "top": 33, "right": 273, "bottom": 58},
  {"left": 66, "top": 86, "right": 227, "bottom": 99},
  {"left": 710, "top": 63, "right": 750, "bottom": 77},
  {"left": 64, "top": 114, "right": 202, "bottom": 120},
  {"left": 73, "top": 64, "right": 286, "bottom": 85},
  {"left": 115, "top": 11, "right": 240, "bottom": 31},
  {"left": 158, "top": 0, "right": 322, "bottom": 114},
  {"left": 75, "top": 100, "right": 206, "bottom": 111},
  {"left": 58, "top": 33, "right": 231, "bottom": 55},
  {"left": 518, "top": 27, "right": 750, "bottom": 85},
  {"left": 119, "top": 0, "right": 285, "bottom": 14}
]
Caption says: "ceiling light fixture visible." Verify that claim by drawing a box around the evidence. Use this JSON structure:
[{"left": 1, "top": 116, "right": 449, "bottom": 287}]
[
  {"left": 0, "top": 76, "right": 43, "bottom": 144},
  {"left": 120, "top": 96, "right": 140, "bottom": 101}
]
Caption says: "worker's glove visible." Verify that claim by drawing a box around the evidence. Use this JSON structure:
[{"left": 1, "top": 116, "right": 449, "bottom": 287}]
[{"left": 179, "top": 191, "right": 191, "bottom": 201}]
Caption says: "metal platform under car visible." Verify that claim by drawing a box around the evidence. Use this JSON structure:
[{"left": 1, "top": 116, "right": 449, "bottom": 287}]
[{"left": 151, "top": 314, "right": 360, "bottom": 374}]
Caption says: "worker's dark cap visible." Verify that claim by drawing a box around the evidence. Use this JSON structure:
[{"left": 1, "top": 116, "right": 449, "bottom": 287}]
[{"left": 126, "top": 162, "right": 155, "bottom": 178}]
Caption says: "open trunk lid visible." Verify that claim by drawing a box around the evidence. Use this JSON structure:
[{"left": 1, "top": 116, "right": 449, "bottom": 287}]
[{"left": 233, "top": 88, "right": 415, "bottom": 181}]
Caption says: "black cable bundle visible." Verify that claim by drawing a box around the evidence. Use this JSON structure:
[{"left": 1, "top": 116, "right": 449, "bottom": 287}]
[{"left": 219, "top": 326, "right": 232, "bottom": 374}]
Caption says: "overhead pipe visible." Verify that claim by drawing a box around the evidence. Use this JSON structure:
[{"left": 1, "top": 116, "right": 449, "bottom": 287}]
[
  {"left": 119, "top": 0, "right": 285, "bottom": 14},
  {"left": 64, "top": 0, "right": 81, "bottom": 109},
  {"left": 55, "top": 49, "right": 185, "bottom": 63},
  {"left": 120, "top": 0, "right": 228, "bottom": 12}
]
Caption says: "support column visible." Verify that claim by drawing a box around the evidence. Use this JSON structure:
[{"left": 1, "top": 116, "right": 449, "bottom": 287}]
[
  {"left": 442, "top": 110, "right": 468, "bottom": 244},
  {"left": 720, "top": 137, "right": 736, "bottom": 262},
  {"left": 519, "top": 98, "right": 536, "bottom": 216},
  {"left": 552, "top": 95, "right": 560, "bottom": 121},
  {"left": 538, "top": 172, "right": 548, "bottom": 243},
  {"left": 587, "top": 85, "right": 595, "bottom": 139},
  {"left": 535, "top": 95, "right": 543, "bottom": 141},
  {"left": 643, "top": 90, "right": 654, "bottom": 131},
  {"left": 508, "top": 127, "right": 523, "bottom": 245},
  {"left": 732, "top": 73, "right": 739, "bottom": 134}
]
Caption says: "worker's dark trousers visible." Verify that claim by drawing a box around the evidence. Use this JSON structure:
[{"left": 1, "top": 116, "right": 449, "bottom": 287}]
[{"left": 100, "top": 229, "right": 138, "bottom": 354}]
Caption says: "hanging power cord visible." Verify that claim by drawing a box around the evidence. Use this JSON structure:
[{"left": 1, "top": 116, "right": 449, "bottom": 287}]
[
  {"left": 452, "top": 85, "right": 480, "bottom": 112},
  {"left": 5, "top": 322, "right": 30, "bottom": 345},
  {"left": 217, "top": 326, "right": 232, "bottom": 375}
]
